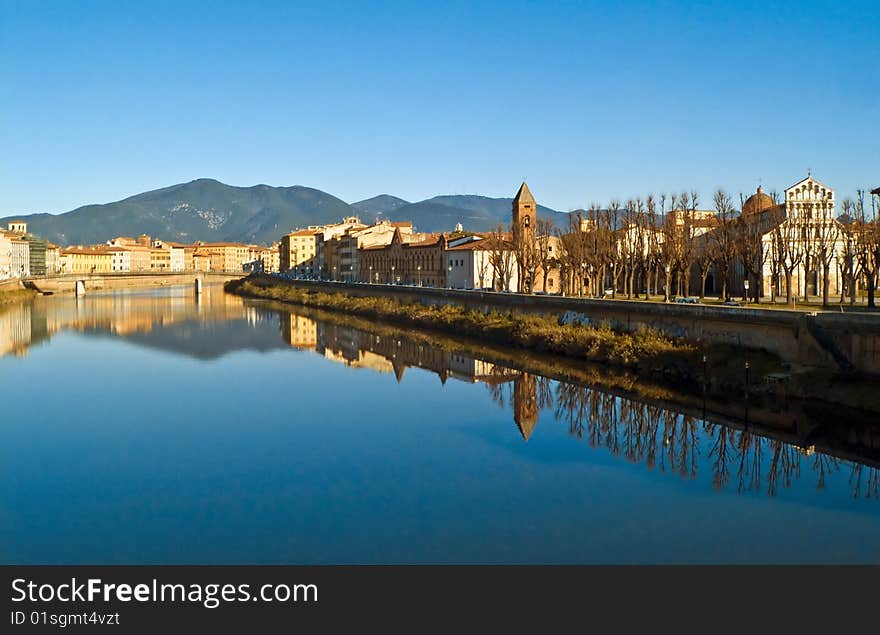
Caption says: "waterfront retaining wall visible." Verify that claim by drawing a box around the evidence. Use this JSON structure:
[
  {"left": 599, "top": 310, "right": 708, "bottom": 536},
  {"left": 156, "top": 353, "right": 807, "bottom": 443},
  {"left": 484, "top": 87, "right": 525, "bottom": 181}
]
[{"left": 276, "top": 279, "right": 880, "bottom": 375}]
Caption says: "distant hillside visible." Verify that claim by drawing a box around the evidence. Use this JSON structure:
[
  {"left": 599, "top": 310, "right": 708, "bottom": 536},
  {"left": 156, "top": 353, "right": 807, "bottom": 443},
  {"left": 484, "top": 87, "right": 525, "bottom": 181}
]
[
  {"left": 2, "top": 180, "right": 569, "bottom": 245},
  {"left": 0, "top": 179, "right": 353, "bottom": 246},
  {"left": 350, "top": 194, "right": 410, "bottom": 219}
]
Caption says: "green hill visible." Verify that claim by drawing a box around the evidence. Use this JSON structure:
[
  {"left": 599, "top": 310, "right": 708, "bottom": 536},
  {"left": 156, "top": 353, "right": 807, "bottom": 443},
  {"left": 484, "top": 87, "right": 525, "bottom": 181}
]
[
  {"left": 2, "top": 181, "right": 568, "bottom": 245},
  {"left": 1, "top": 179, "right": 353, "bottom": 246}
]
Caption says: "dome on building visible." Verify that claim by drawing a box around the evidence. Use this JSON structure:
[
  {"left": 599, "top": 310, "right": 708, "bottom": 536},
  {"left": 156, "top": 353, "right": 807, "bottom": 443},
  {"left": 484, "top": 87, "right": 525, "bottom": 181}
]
[{"left": 742, "top": 186, "right": 777, "bottom": 216}]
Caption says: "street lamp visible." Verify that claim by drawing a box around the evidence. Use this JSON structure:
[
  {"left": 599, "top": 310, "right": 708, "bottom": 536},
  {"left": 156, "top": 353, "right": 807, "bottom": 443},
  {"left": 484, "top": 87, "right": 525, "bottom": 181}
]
[
  {"left": 448, "top": 264, "right": 453, "bottom": 289},
  {"left": 369, "top": 265, "right": 373, "bottom": 284},
  {"left": 417, "top": 265, "right": 422, "bottom": 287},
  {"left": 744, "top": 279, "right": 750, "bottom": 303},
  {"left": 664, "top": 264, "right": 671, "bottom": 302},
  {"left": 332, "top": 265, "right": 336, "bottom": 282},
  {"left": 390, "top": 265, "right": 395, "bottom": 285}
]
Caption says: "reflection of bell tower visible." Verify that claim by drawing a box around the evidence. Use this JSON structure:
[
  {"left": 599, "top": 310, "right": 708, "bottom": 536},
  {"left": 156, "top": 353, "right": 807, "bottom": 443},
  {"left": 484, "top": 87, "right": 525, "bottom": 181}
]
[
  {"left": 513, "top": 372, "right": 539, "bottom": 441},
  {"left": 512, "top": 182, "right": 537, "bottom": 245}
]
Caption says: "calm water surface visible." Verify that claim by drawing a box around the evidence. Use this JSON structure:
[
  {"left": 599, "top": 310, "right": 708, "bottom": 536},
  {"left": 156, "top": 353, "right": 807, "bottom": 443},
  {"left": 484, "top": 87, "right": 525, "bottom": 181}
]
[{"left": 1, "top": 285, "right": 879, "bottom": 564}]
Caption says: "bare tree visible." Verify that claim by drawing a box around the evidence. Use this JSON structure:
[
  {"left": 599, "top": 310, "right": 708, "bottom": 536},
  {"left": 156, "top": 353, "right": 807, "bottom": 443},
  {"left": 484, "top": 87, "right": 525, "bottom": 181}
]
[
  {"left": 735, "top": 192, "right": 765, "bottom": 304},
  {"left": 853, "top": 189, "right": 880, "bottom": 308},
  {"left": 488, "top": 224, "right": 515, "bottom": 291},
  {"left": 809, "top": 197, "right": 841, "bottom": 307},
  {"left": 837, "top": 199, "right": 859, "bottom": 304},
  {"left": 535, "top": 217, "right": 556, "bottom": 293},
  {"left": 769, "top": 203, "right": 805, "bottom": 307},
  {"left": 709, "top": 189, "right": 738, "bottom": 300}
]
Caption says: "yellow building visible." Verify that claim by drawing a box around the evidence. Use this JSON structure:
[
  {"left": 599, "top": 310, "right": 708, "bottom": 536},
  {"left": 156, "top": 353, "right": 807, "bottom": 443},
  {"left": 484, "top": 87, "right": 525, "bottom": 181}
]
[
  {"left": 193, "top": 243, "right": 251, "bottom": 272},
  {"left": 60, "top": 247, "right": 114, "bottom": 273},
  {"left": 260, "top": 245, "right": 280, "bottom": 273},
  {"left": 280, "top": 229, "right": 319, "bottom": 274},
  {"left": 150, "top": 247, "right": 172, "bottom": 271}
]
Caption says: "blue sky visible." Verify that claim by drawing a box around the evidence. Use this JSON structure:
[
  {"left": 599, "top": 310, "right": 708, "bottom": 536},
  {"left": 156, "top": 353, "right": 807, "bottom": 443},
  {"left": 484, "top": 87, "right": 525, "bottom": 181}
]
[{"left": 1, "top": 0, "right": 877, "bottom": 214}]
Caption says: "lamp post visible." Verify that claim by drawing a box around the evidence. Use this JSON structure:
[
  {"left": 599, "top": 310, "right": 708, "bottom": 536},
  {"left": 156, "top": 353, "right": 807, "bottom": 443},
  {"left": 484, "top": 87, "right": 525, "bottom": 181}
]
[
  {"left": 744, "top": 279, "right": 750, "bottom": 304},
  {"left": 369, "top": 265, "right": 373, "bottom": 285},
  {"left": 448, "top": 263, "right": 453, "bottom": 289},
  {"left": 664, "top": 264, "right": 671, "bottom": 302},
  {"left": 417, "top": 265, "right": 422, "bottom": 287},
  {"left": 610, "top": 262, "right": 616, "bottom": 299},
  {"left": 332, "top": 265, "right": 336, "bottom": 282},
  {"left": 390, "top": 265, "right": 395, "bottom": 285}
]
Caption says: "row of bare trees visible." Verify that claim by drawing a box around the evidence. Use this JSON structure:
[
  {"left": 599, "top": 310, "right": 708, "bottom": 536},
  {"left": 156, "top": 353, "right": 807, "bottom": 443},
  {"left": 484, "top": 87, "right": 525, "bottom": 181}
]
[{"left": 490, "top": 188, "right": 880, "bottom": 307}]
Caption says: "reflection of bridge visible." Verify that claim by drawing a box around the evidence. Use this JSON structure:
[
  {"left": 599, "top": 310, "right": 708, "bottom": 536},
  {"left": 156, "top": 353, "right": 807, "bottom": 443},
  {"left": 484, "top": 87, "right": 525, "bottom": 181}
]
[{"left": 0, "top": 283, "right": 246, "bottom": 357}]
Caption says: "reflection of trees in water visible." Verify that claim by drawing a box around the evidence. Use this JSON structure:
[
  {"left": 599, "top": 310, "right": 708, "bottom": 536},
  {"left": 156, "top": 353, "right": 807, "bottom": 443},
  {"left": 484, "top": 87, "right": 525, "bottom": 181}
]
[
  {"left": 488, "top": 374, "right": 879, "bottom": 498},
  {"left": 849, "top": 464, "right": 880, "bottom": 499},
  {"left": 553, "top": 383, "right": 700, "bottom": 479}
]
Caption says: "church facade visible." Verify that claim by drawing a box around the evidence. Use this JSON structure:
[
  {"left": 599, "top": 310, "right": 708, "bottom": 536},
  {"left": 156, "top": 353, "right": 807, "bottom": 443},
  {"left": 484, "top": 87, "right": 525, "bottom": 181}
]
[{"left": 740, "top": 175, "right": 846, "bottom": 301}]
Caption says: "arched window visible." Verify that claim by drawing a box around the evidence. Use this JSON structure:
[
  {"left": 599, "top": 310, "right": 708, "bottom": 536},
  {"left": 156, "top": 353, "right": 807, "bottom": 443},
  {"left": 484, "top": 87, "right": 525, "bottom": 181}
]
[{"left": 524, "top": 215, "right": 531, "bottom": 228}]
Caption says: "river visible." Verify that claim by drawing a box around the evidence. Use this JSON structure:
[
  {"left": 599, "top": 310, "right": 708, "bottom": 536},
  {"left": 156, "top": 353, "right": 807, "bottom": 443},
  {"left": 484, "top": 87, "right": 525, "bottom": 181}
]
[{"left": 1, "top": 284, "right": 878, "bottom": 564}]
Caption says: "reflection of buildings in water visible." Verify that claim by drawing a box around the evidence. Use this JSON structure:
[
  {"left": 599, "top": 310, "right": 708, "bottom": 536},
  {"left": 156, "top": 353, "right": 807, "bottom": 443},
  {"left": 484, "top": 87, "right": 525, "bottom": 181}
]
[
  {"left": 0, "top": 302, "right": 34, "bottom": 357},
  {"left": 513, "top": 373, "right": 539, "bottom": 441},
  {"left": 0, "top": 285, "right": 247, "bottom": 358},
  {"left": 283, "top": 313, "right": 541, "bottom": 437},
  {"left": 299, "top": 312, "right": 880, "bottom": 496},
  {"left": 279, "top": 313, "right": 318, "bottom": 350}
]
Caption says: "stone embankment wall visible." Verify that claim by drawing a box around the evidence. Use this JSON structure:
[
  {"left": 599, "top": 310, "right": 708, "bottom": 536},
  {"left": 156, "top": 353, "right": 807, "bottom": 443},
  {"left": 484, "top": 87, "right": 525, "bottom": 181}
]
[{"left": 280, "top": 279, "right": 880, "bottom": 375}]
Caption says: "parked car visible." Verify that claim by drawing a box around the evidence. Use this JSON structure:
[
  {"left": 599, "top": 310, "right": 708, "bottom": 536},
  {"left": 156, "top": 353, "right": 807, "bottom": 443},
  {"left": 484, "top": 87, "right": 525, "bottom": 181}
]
[
  {"left": 675, "top": 296, "right": 701, "bottom": 304},
  {"left": 722, "top": 299, "right": 743, "bottom": 307}
]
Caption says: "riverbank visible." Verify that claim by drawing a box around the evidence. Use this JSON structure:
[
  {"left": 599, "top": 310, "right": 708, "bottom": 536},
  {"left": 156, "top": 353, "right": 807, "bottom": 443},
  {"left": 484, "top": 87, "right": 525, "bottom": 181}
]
[
  {"left": 228, "top": 275, "right": 880, "bottom": 415},
  {"left": 0, "top": 287, "right": 37, "bottom": 305},
  {"left": 227, "top": 275, "right": 788, "bottom": 389}
]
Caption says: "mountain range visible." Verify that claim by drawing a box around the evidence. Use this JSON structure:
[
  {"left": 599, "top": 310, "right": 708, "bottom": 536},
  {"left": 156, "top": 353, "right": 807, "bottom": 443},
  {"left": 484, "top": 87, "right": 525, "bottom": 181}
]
[{"left": 0, "top": 179, "right": 568, "bottom": 246}]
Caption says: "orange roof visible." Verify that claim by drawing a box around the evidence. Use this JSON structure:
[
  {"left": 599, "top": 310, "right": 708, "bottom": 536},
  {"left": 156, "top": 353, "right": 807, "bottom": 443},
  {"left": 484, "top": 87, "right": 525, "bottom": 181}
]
[
  {"left": 405, "top": 235, "right": 443, "bottom": 248},
  {"left": 195, "top": 242, "right": 249, "bottom": 247},
  {"left": 288, "top": 229, "right": 318, "bottom": 237}
]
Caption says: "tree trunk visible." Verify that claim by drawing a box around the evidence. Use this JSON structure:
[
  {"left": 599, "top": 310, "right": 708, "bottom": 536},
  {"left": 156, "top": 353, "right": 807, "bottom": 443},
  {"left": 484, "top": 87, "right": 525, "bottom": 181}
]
[
  {"left": 785, "top": 270, "right": 794, "bottom": 308},
  {"left": 822, "top": 261, "right": 830, "bottom": 308},
  {"left": 868, "top": 266, "right": 877, "bottom": 309}
]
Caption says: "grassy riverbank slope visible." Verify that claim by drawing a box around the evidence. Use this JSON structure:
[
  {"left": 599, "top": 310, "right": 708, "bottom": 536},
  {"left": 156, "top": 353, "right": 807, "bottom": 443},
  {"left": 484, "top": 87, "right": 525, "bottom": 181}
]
[
  {"left": 226, "top": 275, "right": 789, "bottom": 388},
  {"left": 228, "top": 276, "right": 693, "bottom": 365}
]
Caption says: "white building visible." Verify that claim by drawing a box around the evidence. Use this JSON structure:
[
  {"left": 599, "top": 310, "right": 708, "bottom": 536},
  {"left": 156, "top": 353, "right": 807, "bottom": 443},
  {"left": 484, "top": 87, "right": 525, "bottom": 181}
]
[
  {"left": 743, "top": 175, "right": 845, "bottom": 300},
  {"left": 169, "top": 246, "right": 185, "bottom": 272},
  {"left": 0, "top": 232, "right": 11, "bottom": 279},
  {"left": 109, "top": 248, "right": 132, "bottom": 272},
  {"left": 9, "top": 236, "right": 30, "bottom": 278},
  {"left": 445, "top": 235, "right": 519, "bottom": 291}
]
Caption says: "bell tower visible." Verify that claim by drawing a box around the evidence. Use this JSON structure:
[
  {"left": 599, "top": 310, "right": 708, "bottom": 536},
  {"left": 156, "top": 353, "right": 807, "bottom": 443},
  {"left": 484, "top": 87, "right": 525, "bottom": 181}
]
[{"left": 512, "top": 182, "right": 536, "bottom": 245}]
